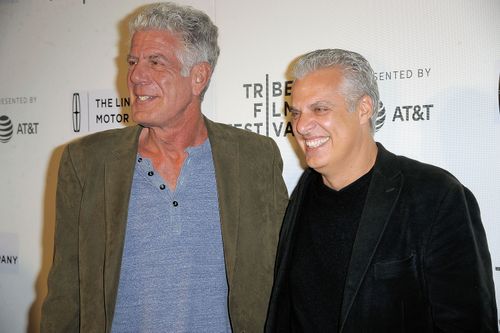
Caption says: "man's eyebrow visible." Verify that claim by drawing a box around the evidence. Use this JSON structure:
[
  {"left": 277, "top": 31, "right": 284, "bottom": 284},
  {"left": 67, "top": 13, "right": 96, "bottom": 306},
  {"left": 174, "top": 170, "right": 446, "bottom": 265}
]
[
  {"left": 126, "top": 54, "right": 168, "bottom": 61},
  {"left": 310, "top": 100, "right": 335, "bottom": 109},
  {"left": 148, "top": 54, "right": 168, "bottom": 62}
]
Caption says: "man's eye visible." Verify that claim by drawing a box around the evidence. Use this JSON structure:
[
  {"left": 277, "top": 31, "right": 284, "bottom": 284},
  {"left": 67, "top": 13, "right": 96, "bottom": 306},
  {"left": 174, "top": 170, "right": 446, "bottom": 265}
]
[
  {"left": 150, "top": 58, "right": 164, "bottom": 67},
  {"left": 127, "top": 59, "right": 137, "bottom": 66}
]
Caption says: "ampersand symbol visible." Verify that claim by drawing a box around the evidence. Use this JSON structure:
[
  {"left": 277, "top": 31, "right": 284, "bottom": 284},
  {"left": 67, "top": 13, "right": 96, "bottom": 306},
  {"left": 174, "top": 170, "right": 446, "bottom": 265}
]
[{"left": 412, "top": 105, "right": 425, "bottom": 121}]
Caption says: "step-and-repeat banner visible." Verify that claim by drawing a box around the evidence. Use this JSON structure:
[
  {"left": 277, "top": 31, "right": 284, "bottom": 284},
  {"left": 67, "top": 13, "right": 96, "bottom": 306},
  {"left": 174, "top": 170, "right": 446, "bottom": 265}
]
[{"left": 1, "top": 0, "right": 499, "bottom": 331}]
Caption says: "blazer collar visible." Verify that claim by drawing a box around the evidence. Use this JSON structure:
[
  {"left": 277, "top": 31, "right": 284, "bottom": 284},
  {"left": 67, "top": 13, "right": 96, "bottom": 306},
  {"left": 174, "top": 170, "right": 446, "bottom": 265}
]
[
  {"left": 103, "top": 125, "right": 142, "bottom": 331},
  {"left": 205, "top": 117, "right": 240, "bottom": 287},
  {"left": 340, "top": 143, "right": 403, "bottom": 329}
]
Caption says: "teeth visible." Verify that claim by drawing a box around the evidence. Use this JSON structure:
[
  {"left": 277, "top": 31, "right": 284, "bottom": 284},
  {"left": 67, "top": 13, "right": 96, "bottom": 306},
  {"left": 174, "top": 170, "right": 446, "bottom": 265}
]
[
  {"left": 305, "top": 137, "right": 329, "bottom": 148},
  {"left": 137, "top": 95, "right": 151, "bottom": 101}
]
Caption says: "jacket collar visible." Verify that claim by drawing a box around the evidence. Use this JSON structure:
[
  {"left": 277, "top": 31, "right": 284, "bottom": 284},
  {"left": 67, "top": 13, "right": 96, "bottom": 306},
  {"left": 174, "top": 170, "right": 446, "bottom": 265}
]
[
  {"left": 205, "top": 118, "right": 240, "bottom": 287},
  {"left": 340, "top": 143, "right": 403, "bottom": 329},
  {"left": 103, "top": 125, "right": 142, "bottom": 331}
]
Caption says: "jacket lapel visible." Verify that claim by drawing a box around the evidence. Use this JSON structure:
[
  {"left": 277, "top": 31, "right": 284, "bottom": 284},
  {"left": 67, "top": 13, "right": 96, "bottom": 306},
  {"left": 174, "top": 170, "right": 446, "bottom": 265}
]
[
  {"left": 103, "top": 125, "right": 142, "bottom": 331},
  {"left": 340, "top": 144, "right": 403, "bottom": 330},
  {"left": 275, "top": 169, "right": 312, "bottom": 274},
  {"left": 205, "top": 119, "right": 240, "bottom": 287}
]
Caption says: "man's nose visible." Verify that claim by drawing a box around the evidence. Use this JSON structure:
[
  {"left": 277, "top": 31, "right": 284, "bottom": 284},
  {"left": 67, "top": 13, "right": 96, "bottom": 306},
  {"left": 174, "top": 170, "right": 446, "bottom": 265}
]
[
  {"left": 294, "top": 112, "right": 315, "bottom": 136},
  {"left": 129, "top": 61, "right": 149, "bottom": 85}
]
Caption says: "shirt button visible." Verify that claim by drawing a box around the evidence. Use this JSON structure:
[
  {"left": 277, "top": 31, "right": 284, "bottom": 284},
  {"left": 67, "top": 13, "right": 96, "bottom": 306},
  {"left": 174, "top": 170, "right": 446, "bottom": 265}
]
[
  {"left": 159, "top": 184, "right": 166, "bottom": 190},
  {"left": 137, "top": 157, "right": 142, "bottom": 162},
  {"left": 148, "top": 171, "right": 154, "bottom": 176},
  {"left": 172, "top": 201, "right": 178, "bottom": 207}
]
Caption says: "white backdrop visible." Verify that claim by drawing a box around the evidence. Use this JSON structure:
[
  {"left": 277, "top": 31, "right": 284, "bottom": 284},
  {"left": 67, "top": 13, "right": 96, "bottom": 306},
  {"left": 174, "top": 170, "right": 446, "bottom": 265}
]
[{"left": 0, "top": 0, "right": 499, "bottom": 332}]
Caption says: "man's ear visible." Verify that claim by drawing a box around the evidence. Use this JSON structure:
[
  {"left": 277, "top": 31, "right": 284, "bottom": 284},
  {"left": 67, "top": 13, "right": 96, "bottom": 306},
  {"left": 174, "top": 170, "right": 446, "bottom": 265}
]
[
  {"left": 357, "top": 95, "right": 374, "bottom": 126},
  {"left": 191, "top": 62, "right": 212, "bottom": 96}
]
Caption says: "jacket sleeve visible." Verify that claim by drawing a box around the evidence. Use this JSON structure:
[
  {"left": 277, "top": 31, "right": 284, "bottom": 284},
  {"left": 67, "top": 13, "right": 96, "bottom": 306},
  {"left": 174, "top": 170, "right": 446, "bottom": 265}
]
[
  {"left": 41, "top": 145, "right": 82, "bottom": 332},
  {"left": 424, "top": 184, "right": 498, "bottom": 332}
]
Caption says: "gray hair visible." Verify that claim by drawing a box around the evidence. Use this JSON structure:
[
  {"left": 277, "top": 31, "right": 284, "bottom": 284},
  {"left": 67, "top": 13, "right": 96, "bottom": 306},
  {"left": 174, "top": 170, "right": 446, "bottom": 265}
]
[
  {"left": 292, "top": 49, "right": 380, "bottom": 133},
  {"left": 129, "top": 2, "right": 220, "bottom": 96}
]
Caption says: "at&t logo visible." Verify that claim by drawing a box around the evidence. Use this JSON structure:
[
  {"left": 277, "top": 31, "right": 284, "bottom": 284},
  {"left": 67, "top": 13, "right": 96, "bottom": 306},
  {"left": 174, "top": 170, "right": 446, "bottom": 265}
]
[
  {"left": 0, "top": 115, "right": 14, "bottom": 143},
  {"left": 375, "top": 101, "right": 386, "bottom": 132},
  {"left": 0, "top": 115, "right": 40, "bottom": 143}
]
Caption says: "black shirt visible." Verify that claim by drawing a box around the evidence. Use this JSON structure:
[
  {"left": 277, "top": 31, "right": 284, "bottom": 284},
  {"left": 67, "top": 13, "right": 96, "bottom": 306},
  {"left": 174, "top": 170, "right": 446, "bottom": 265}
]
[{"left": 289, "top": 169, "right": 373, "bottom": 332}]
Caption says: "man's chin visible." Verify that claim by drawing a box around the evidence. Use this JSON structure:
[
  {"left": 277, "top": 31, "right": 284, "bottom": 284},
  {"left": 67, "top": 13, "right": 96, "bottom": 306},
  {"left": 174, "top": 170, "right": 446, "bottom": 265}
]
[
  {"left": 131, "top": 109, "right": 152, "bottom": 123},
  {"left": 305, "top": 159, "right": 324, "bottom": 172}
]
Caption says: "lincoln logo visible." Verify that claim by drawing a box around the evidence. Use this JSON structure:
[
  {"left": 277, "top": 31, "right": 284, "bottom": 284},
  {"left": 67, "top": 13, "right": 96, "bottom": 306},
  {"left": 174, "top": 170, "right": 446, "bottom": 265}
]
[{"left": 72, "top": 93, "right": 81, "bottom": 132}]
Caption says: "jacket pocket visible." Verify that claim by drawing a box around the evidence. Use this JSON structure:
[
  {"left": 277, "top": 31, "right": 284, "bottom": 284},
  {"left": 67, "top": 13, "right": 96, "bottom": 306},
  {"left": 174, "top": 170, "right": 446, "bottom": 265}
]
[{"left": 374, "top": 255, "right": 415, "bottom": 280}]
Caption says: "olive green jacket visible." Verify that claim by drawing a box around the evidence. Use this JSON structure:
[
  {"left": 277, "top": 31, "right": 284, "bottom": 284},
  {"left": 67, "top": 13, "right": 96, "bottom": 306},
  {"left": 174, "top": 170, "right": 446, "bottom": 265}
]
[{"left": 41, "top": 118, "right": 288, "bottom": 333}]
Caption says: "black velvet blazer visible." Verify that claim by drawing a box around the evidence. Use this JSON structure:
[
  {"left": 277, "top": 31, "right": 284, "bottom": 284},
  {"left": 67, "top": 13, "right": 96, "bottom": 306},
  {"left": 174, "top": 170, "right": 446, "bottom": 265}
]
[{"left": 265, "top": 143, "right": 497, "bottom": 332}]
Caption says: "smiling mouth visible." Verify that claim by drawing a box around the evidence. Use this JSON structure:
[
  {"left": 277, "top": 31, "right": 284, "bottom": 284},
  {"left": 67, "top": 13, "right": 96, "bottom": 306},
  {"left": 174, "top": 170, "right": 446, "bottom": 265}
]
[
  {"left": 305, "top": 137, "right": 330, "bottom": 149},
  {"left": 136, "top": 95, "right": 154, "bottom": 102}
]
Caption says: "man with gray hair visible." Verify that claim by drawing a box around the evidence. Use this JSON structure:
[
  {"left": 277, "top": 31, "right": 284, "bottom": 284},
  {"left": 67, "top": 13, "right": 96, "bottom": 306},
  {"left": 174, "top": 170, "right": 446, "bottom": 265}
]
[
  {"left": 41, "top": 2, "right": 288, "bottom": 332},
  {"left": 265, "top": 49, "right": 497, "bottom": 332}
]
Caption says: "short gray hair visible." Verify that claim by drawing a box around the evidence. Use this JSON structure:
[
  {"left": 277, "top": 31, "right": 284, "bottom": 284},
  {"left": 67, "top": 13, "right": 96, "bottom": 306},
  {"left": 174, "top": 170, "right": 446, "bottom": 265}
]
[
  {"left": 293, "top": 49, "right": 380, "bottom": 133},
  {"left": 129, "top": 2, "right": 220, "bottom": 80}
]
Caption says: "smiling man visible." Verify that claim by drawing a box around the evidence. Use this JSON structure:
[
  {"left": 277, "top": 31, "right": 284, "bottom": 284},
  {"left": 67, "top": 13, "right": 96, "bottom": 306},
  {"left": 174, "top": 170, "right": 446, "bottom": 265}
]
[
  {"left": 265, "top": 49, "right": 497, "bottom": 332},
  {"left": 41, "top": 3, "right": 288, "bottom": 332}
]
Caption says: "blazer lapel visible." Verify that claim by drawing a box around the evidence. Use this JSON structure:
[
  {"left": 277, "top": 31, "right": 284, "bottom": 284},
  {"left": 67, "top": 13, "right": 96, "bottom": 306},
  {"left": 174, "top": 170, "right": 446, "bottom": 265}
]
[
  {"left": 340, "top": 144, "right": 403, "bottom": 330},
  {"left": 206, "top": 119, "right": 240, "bottom": 287},
  {"left": 103, "top": 125, "right": 142, "bottom": 331},
  {"left": 275, "top": 169, "right": 312, "bottom": 275}
]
